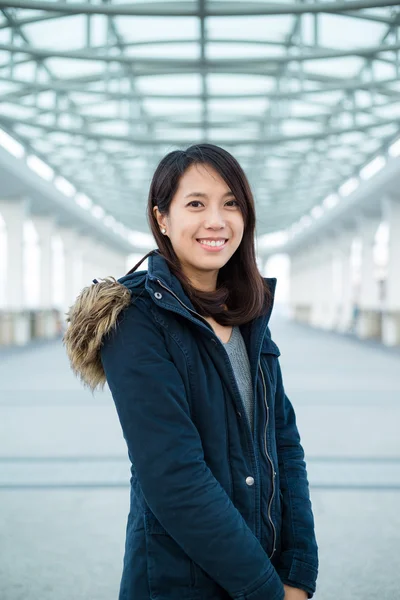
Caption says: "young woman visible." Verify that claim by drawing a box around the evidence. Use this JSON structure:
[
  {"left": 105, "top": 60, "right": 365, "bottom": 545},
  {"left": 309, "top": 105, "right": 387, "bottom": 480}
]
[{"left": 64, "top": 143, "right": 319, "bottom": 600}]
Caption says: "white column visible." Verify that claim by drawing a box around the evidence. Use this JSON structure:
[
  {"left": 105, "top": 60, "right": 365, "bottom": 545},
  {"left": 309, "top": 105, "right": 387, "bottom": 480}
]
[
  {"left": 310, "top": 238, "right": 335, "bottom": 329},
  {"left": 356, "top": 214, "right": 381, "bottom": 339},
  {"left": 106, "top": 247, "right": 128, "bottom": 279},
  {"left": 382, "top": 196, "right": 400, "bottom": 346},
  {"left": 288, "top": 252, "right": 301, "bottom": 321},
  {"left": 31, "top": 215, "right": 54, "bottom": 309},
  {"left": 335, "top": 228, "right": 356, "bottom": 333},
  {"left": 31, "top": 214, "right": 59, "bottom": 339},
  {"left": 0, "top": 198, "right": 30, "bottom": 344},
  {"left": 58, "top": 226, "right": 81, "bottom": 312},
  {"left": 78, "top": 235, "right": 100, "bottom": 289},
  {"left": 0, "top": 199, "right": 25, "bottom": 310}
]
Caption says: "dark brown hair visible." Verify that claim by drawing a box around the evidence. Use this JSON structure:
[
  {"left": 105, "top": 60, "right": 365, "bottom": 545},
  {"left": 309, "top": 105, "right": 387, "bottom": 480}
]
[{"left": 127, "top": 143, "right": 272, "bottom": 326}]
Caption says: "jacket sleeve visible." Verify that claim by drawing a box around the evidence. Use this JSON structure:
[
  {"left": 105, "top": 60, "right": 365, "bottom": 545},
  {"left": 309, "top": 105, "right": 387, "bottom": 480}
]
[
  {"left": 100, "top": 299, "right": 285, "bottom": 600},
  {"left": 274, "top": 359, "right": 319, "bottom": 598}
]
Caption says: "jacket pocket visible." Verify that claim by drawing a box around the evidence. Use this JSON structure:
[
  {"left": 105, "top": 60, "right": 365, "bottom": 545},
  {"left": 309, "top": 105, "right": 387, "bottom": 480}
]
[{"left": 144, "top": 511, "right": 195, "bottom": 599}]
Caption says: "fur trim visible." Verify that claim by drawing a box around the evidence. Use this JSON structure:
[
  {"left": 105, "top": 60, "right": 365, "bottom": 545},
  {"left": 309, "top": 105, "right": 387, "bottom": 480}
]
[{"left": 63, "top": 277, "right": 132, "bottom": 392}]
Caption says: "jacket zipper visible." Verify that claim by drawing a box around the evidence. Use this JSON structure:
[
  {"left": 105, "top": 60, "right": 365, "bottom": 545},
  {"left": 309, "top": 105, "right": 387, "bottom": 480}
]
[
  {"left": 154, "top": 277, "right": 275, "bottom": 544},
  {"left": 259, "top": 360, "right": 277, "bottom": 560}
]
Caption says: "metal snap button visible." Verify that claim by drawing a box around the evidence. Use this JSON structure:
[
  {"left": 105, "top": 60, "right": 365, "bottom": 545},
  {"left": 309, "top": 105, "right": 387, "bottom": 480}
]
[
  {"left": 245, "top": 476, "right": 255, "bottom": 486},
  {"left": 273, "top": 471, "right": 276, "bottom": 477},
  {"left": 154, "top": 292, "right": 162, "bottom": 299}
]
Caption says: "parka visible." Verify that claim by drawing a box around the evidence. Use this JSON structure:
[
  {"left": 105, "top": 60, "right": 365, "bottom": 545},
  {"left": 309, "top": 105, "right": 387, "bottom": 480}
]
[{"left": 64, "top": 248, "right": 319, "bottom": 600}]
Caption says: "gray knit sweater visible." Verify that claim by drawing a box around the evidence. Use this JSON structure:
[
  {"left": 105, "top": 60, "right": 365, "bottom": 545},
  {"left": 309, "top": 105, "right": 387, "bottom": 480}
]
[{"left": 222, "top": 325, "right": 254, "bottom": 435}]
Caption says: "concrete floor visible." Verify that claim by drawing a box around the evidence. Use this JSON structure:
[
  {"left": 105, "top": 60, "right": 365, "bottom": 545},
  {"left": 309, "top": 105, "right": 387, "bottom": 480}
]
[{"left": 0, "top": 314, "right": 399, "bottom": 600}]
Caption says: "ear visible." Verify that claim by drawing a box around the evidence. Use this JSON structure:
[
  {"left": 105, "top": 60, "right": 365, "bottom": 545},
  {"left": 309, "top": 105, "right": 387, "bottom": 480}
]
[{"left": 153, "top": 205, "right": 167, "bottom": 230}]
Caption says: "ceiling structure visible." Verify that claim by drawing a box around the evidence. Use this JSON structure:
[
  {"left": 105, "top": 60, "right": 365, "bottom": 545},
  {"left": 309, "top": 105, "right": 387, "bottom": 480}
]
[{"left": 0, "top": 0, "right": 400, "bottom": 241}]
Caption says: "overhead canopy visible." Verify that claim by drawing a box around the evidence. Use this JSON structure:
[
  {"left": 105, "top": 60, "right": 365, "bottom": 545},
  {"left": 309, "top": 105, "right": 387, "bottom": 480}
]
[{"left": 0, "top": 1, "right": 399, "bottom": 236}]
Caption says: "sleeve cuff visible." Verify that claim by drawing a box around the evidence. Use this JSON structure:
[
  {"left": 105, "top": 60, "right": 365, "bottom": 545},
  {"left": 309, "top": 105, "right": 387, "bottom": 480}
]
[
  {"left": 234, "top": 567, "right": 285, "bottom": 600},
  {"left": 275, "top": 554, "right": 318, "bottom": 599}
]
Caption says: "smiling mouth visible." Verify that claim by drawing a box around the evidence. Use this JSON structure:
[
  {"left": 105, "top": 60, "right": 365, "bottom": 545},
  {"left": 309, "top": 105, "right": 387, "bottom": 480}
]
[{"left": 196, "top": 239, "right": 228, "bottom": 248}]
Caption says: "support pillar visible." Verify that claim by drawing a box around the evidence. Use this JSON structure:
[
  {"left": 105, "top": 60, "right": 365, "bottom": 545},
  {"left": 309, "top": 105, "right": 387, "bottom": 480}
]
[
  {"left": 0, "top": 198, "right": 30, "bottom": 345},
  {"left": 335, "top": 228, "right": 355, "bottom": 333},
  {"left": 31, "top": 214, "right": 58, "bottom": 339},
  {"left": 309, "top": 237, "right": 335, "bottom": 330},
  {"left": 58, "top": 226, "right": 81, "bottom": 316},
  {"left": 381, "top": 196, "right": 400, "bottom": 346},
  {"left": 356, "top": 214, "right": 382, "bottom": 340}
]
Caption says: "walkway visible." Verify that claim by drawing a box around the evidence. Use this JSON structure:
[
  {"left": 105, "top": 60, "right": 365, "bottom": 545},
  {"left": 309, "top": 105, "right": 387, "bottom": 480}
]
[{"left": 0, "top": 314, "right": 399, "bottom": 600}]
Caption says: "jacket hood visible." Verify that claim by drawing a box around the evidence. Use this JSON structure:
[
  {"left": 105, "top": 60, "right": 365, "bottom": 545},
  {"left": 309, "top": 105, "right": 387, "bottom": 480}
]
[
  {"left": 62, "top": 249, "right": 166, "bottom": 392},
  {"left": 63, "top": 249, "right": 276, "bottom": 393}
]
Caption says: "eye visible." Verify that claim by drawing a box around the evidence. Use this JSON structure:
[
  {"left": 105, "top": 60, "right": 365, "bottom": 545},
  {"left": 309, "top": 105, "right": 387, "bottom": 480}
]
[
  {"left": 187, "top": 201, "right": 204, "bottom": 208},
  {"left": 225, "top": 199, "right": 239, "bottom": 207}
]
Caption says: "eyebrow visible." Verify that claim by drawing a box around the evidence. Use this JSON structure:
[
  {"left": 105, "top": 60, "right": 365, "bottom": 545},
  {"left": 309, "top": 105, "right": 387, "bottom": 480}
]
[{"left": 184, "top": 191, "right": 235, "bottom": 199}]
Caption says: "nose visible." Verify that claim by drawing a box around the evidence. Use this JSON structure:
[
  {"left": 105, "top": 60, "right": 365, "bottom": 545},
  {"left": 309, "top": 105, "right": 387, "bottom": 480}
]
[{"left": 204, "top": 206, "right": 226, "bottom": 229}]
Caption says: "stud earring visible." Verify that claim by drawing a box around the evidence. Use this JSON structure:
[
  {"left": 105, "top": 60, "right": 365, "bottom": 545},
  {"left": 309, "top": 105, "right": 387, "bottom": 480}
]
[{"left": 161, "top": 228, "right": 166, "bottom": 234}]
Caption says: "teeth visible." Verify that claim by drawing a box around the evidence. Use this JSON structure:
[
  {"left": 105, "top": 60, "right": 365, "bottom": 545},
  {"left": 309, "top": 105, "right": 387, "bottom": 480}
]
[{"left": 199, "top": 239, "right": 225, "bottom": 247}]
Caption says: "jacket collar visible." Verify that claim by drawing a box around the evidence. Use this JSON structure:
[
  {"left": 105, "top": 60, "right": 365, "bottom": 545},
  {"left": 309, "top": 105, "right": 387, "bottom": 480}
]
[{"left": 145, "top": 249, "right": 277, "bottom": 348}]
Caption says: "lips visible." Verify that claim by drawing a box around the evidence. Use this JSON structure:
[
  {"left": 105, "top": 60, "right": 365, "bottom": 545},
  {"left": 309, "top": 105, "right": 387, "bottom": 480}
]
[{"left": 196, "top": 238, "right": 229, "bottom": 251}]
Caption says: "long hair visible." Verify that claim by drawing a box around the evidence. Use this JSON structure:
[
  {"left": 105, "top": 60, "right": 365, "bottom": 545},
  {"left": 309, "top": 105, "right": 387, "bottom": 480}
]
[{"left": 127, "top": 143, "right": 272, "bottom": 326}]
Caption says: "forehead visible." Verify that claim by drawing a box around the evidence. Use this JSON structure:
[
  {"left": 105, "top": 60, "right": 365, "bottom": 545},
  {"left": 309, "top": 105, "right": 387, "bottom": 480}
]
[{"left": 177, "top": 163, "right": 229, "bottom": 192}]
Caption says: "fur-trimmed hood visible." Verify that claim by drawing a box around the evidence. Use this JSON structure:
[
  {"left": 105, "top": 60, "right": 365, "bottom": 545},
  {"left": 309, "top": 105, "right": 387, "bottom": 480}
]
[{"left": 63, "top": 252, "right": 154, "bottom": 393}]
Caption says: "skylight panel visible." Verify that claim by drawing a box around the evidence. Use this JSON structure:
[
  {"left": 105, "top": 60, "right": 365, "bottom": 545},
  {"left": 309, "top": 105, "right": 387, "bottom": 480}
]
[
  {"left": 153, "top": 128, "right": 203, "bottom": 142},
  {"left": 281, "top": 120, "right": 323, "bottom": 137},
  {"left": 207, "top": 74, "right": 275, "bottom": 94},
  {"left": 10, "top": 61, "right": 37, "bottom": 82},
  {"left": 143, "top": 98, "right": 202, "bottom": 115},
  {"left": 209, "top": 98, "right": 268, "bottom": 114},
  {"left": 289, "top": 101, "right": 330, "bottom": 118},
  {"left": 13, "top": 123, "right": 42, "bottom": 139},
  {"left": 369, "top": 59, "right": 397, "bottom": 80},
  {"left": 126, "top": 43, "right": 199, "bottom": 60},
  {"left": 23, "top": 15, "right": 86, "bottom": 50},
  {"left": 206, "top": 43, "right": 285, "bottom": 60},
  {"left": 34, "top": 90, "right": 56, "bottom": 109},
  {"left": 137, "top": 74, "right": 202, "bottom": 95},
  {"left": 207, "top": 15, "right": 293, "bottom": 43},
  {"left": 306, "top": 90, "right": 345, "bottom": 106},
  {"left": 303, "top": 57, "right": 365, "bottom": 79},
  {"left": 0, "top": 103, "right": 36, "bottom": 120},
  {"left": 115, "top": 16, "right": 199, "bottom": 42},
  {"left": 91, "top": 122, "right": 130, "bottom": 137},
  {"left": 79, "top": 101, "right": 122, "bottom": 118},
  {"left": 45, "top": 58, "right": 105, "bottom": 79},
  {"left": 208, "top": 129, "right": 256, "bottom": 142},
  {"left": 373, "top": 104, "right": 400, "bottom": 120},
  {"left": 303, "top": 13, "right": 386, "bottom": 50}
]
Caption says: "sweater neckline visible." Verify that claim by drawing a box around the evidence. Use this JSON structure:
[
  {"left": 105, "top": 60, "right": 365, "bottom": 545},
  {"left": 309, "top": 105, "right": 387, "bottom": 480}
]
[{"left": 222, "top": 325, "right": 238, "bottom": 346}]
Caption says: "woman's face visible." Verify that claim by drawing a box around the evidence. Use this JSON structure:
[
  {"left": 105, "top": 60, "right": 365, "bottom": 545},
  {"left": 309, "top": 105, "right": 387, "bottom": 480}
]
[{"left": 154, "top": 162, "right": 245, "bottom": 291}]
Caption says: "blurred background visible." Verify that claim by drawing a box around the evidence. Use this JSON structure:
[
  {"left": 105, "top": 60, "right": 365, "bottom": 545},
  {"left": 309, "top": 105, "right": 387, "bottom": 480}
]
[{"left": 0, "top": 1, "right": 400, "bottom": 599}]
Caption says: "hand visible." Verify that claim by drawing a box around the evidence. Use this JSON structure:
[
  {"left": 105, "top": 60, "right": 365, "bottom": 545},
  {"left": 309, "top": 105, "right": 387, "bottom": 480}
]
[{"left": 283, "top": 583, "right": 308, "bottom": 600}]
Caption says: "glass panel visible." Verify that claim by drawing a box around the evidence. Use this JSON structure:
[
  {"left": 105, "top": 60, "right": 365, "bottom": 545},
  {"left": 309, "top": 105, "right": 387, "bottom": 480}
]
[
  {"left": 209, "top": 98, "right": 268, "bottom": 114},
  {"left": 137, "top": 74, "right": 202, "bottom": 95},
  {"left": 115, "top": 16, "right": 199, "bottom": 41},
  {"left": 303, "top": 57, "right": 365, "bottom": 78},
  {"left": 206, "top": 43, "right": 285, "bottom": 60},
  {"left": 23, "top": 16, "right": 87, "bottom": 50},
  {"left": 126, "top": 43, "right": 199, "bottom": 59},
  {"left": 143, "top": 98, "right": 202, "bottom": 115},
  {"left": 207, "top": 73, "right": 276, "bottom": 94},
  {"left": 45, "top": 58, "right": 105, "bottom": 79},
  {"left": 207, "top": 15, "right": 293, "bottom": 42}
]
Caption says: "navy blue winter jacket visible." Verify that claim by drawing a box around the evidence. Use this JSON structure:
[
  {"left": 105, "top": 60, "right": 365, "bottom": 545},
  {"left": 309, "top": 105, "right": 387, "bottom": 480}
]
[{"left": 99, "top": 249, "right": 319, "bottom": 600}]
